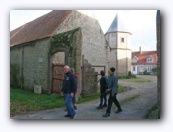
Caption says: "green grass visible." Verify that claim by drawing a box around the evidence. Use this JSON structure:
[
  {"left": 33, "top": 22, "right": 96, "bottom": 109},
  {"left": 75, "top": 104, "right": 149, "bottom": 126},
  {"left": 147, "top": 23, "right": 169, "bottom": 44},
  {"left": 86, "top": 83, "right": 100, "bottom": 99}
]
[
  {"left": 144, "top": 103, "right": 160, "bottom": 119},
  {"left": 119, "top": 77, "right": 151, "bottom": 83},
  {"left": 10, "top": 88, "right": 64, "bottom": 116},
  {"left": 10, "top": 86, "right": 124, "bottom": 116},
  {"left": 118, "top": 85, "right": 123, "bottom": 93},
  {"left": 77, "top": 94, "right": 99, "bottom": 104}
]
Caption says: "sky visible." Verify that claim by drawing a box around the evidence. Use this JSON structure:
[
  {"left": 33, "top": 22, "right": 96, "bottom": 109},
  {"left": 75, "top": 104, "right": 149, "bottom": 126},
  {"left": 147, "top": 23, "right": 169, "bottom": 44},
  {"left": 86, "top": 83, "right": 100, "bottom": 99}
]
[{"left": 10, "top": 10, "right": 157, "bottom": 51}]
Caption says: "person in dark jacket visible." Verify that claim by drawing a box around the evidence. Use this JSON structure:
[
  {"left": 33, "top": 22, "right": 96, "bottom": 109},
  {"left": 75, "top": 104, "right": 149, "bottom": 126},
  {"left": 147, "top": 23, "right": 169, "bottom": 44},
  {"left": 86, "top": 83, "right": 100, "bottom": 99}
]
[
  {"left": 103, "top": 67, "right": 122, "bottom": 117},
  {"left": 97, "top": 70, "right": 108, "bottom": 109},
  {"left": 61, "top": 65, "right": 77, "bottom": 119}
]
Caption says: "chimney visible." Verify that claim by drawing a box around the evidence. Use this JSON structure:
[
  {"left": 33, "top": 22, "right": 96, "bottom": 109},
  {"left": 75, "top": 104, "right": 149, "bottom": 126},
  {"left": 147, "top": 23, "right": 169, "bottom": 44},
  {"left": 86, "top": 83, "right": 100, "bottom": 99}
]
[{"left": 139, "top": 46, "right": 142, "bottom": 54}]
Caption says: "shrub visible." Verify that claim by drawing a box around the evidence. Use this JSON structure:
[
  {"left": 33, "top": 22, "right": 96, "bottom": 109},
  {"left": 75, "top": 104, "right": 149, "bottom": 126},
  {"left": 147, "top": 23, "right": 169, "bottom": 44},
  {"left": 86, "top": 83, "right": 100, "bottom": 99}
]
[
  {"left": 152, "top": 67, "right": 157, "bottom": 75},
  {"left": 143, "top": 70, "right": 150, "bottom": 75}
]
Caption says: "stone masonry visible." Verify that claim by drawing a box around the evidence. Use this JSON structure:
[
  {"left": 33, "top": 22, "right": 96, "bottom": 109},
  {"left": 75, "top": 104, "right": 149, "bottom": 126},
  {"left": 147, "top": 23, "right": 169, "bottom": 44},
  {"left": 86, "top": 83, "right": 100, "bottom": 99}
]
[
  {"left": 10, "top": 38, "right": 50, "bottom": 92},
  {"left": 105, "top": 31, "right": 131, "bottom": 76},
  {"left": 10, "top": 10, "right": 109, "bottom": 97},
  {"left": 56, "top": 10, "right": 108, "bottom": 71}
]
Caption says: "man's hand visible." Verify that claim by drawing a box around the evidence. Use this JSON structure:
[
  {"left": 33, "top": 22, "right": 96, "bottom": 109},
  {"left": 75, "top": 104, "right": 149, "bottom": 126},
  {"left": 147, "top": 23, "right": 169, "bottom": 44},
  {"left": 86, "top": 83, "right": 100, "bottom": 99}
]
[{"left": 70, "top": 92, "right": 74, "bottom": 97}]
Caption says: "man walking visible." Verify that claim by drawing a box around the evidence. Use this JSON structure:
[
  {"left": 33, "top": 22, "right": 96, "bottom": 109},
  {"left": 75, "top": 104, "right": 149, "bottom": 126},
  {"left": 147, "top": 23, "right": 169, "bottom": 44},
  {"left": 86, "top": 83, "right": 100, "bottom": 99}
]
[
  {"left": 103, "top": 67, "right": 122, "bottom": 117},
  {"left": 61, "top": 65, "right": 77, "bottom": 119}
]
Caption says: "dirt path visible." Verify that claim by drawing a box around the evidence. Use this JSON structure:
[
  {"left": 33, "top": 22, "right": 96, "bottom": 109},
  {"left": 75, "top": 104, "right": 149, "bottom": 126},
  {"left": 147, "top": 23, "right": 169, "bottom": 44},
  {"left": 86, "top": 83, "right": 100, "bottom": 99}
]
[{"left": 11, "top": 75, "right": 157, "bottom": 120}]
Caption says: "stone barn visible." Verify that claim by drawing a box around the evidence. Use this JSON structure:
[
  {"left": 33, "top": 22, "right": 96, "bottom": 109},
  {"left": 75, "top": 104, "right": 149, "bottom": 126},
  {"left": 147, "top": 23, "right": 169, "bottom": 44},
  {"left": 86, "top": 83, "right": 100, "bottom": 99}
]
[{"left": 10, "top": 10, "right": 108, "bottom": 97}]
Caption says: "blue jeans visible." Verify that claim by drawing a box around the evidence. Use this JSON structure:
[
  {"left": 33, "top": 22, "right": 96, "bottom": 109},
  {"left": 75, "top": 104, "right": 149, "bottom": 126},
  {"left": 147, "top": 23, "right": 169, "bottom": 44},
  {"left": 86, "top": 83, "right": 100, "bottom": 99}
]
[
  {"left": 64, "top": 93, "right": 76, "bottom": 116},
  {"left": 100, "top": 92, "right": 107, "bottom": 106}
]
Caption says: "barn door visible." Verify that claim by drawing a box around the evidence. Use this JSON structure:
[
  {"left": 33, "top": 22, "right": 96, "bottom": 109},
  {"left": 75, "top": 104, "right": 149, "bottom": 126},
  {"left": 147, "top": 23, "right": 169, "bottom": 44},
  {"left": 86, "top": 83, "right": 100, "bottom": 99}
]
[{"left": 51, "top": 64, "right": 64, "bottom": 93}]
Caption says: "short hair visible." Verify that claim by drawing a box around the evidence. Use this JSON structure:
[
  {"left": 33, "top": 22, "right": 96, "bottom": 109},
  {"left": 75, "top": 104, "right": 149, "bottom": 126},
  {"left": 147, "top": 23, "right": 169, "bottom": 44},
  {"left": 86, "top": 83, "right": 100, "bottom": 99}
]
[
  {"left": 64, "top": 65, "right": 70, "bottom": 69},
  {"left": 100, "top": 70, "right": 105, "bottom": 76},
  {"left": 110, "top": 67, "right": 115, "bottom": 72}
]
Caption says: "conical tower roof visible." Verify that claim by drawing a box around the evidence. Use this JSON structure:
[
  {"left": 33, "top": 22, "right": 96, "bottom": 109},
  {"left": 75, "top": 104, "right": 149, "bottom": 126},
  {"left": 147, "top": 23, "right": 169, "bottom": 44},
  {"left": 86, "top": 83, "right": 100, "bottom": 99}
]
[{"left": 106, "top": 13, "right": 130, "bottom": 33}]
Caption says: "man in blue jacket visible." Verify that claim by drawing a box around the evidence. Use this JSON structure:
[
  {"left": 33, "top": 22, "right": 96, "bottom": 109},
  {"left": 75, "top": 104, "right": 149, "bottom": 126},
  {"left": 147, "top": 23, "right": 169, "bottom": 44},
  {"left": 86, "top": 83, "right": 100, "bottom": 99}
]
[
  {"left": 61, "top": 65, "right": 77, "bottom": 119},
  {"left": 103, "top": 67, "right": 122, "bottom": 117}
]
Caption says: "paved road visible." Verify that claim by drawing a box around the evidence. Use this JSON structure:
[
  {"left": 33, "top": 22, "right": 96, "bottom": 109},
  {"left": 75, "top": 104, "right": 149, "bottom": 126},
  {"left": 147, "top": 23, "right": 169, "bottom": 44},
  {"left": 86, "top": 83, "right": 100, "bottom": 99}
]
[{"left": 11, "top": 75, "right": 157, "bottom": 120}]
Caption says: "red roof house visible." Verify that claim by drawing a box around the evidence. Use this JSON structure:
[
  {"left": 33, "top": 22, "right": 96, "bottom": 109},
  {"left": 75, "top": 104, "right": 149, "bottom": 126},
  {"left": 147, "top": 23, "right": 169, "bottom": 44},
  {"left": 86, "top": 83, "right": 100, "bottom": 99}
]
[{"left": 131, "top": 47, "right": 157, "bottom": 74}]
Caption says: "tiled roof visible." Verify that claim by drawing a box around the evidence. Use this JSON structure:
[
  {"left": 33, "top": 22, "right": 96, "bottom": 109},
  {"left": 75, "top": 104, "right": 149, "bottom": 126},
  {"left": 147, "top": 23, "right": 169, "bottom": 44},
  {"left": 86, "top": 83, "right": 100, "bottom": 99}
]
[
  {"left": 10, "top": 10, "right": 72, "bottom": 46},
  {"left": 132, "top": 51, "right": 157, "bottom": 65}
]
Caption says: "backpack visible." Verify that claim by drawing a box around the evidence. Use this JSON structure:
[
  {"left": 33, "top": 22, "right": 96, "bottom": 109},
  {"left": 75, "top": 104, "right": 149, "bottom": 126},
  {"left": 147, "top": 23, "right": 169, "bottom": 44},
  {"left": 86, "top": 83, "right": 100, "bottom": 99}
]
[{"left": 103, "top": 76, "right": 109, "bottom": 88}]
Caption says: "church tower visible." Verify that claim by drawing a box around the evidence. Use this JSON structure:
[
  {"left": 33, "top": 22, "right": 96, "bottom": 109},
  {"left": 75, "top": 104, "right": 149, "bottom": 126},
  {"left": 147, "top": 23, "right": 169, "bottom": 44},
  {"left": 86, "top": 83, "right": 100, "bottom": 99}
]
[{"left": 105, "top": 13, "right": 132, "bottom": 76}]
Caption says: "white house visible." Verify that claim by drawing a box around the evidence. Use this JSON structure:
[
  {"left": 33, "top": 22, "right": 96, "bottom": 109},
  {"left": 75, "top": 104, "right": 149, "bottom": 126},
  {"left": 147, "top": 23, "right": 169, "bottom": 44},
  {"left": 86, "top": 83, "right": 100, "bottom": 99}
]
[{"left": 131, "top": 47, "right": 157, "bottom": 75}]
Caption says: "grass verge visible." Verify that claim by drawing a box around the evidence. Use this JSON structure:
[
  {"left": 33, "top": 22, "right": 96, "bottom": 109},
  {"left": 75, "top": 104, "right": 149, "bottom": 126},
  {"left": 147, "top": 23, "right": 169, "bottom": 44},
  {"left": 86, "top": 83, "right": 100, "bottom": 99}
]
[
  {"left": 10, "top": 88, "right": 64, "bottom": 116},
  {"left": 119, "top": 77, "right": 151, "bottom": 83},
  {"left": 144, "top": 103, "right": 160, "bottom": 119},
  {"left": 10, "top": 86, "right": 124, "bottom": 116}
]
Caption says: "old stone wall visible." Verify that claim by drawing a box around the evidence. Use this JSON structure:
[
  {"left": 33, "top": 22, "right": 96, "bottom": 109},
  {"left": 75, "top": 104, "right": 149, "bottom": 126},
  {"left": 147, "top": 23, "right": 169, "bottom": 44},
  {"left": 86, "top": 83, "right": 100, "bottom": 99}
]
[
  {"left": 105, "top": 33, "right": 117, "bottom": 48},
  {"left": 49, "top": 28, "right": 82, "bottom": 95},
  {"left": 81, "top": 58, "right": 98, "bottom": 97},
  {"left": 10, "top": 46, "right": 23, "bottom": 88},
  {"left": 72, "top": 30, "right": 82, "bottom": 96},
  {"left": 10, "top": 38, "right": 50, "bottom": 92},
  {"left": 54, "top": 11, "right": 108, "bottom": 96},
  {"left": 10, "top": 11, "right": 107, "bottom": 96},
  {"left": 51, "top": 52, "right": 65, "bottom": 64},
  {"left": 108, "top": 49, "right": 117, "bottom": 68},
  {"left": 55, "top": 10, "right": 108, "bottom": 69}
]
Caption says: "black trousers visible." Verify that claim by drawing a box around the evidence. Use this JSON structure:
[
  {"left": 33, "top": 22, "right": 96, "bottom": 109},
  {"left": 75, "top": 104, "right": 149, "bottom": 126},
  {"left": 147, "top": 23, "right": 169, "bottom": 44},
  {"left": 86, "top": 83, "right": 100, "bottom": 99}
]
[{"left": 106, "top": 93, "right": 122, "bottom": 113}]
